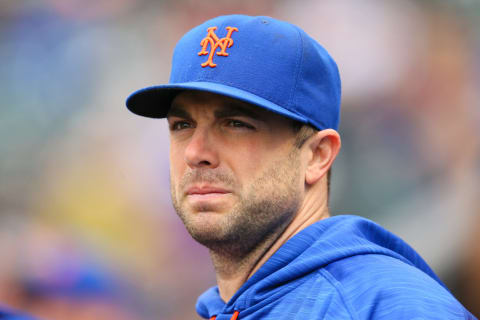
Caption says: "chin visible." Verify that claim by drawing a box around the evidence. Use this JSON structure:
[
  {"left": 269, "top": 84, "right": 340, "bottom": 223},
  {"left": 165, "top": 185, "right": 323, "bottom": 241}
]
[{"left": 185, "top": 220, "right": 229, "bottom": 245}]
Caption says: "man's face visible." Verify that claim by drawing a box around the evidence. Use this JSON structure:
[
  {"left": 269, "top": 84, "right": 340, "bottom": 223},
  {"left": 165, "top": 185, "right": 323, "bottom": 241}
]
[{"left": 168, "top": 91, "right": 305, "bottom": 255}]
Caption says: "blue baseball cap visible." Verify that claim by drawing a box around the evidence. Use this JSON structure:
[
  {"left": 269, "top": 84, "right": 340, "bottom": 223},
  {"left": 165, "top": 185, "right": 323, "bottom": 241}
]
[{"left": 126, "top": 14, "right": 341, "bottom": 130}]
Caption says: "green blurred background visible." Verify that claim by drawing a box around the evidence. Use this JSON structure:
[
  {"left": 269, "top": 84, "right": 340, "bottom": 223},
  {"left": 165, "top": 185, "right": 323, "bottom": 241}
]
[{"left": 0, "top": 0, "right": 479, "bottom": 319}]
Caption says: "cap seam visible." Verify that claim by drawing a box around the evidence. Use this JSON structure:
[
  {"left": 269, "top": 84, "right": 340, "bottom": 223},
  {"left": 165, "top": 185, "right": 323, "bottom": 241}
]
[{"left": 289, "top": 25, "right": 304, "bottom": 116}]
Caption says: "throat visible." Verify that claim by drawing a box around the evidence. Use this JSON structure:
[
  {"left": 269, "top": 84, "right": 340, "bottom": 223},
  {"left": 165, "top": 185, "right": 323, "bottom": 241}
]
[
  {"left": 210, "top": 251, "right": 251, "bottom": 302},
  {"left": 209, "top": 217, "right": 293, "bottom": 302},
  {"left": 210, "top": 200, "right": 331, "bottom": 302}
]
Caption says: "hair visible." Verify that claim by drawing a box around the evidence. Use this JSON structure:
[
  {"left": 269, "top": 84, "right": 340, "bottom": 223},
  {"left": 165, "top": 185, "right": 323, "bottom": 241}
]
[{"left": 291, "top": 121, "right": 332, "bottom": 197}]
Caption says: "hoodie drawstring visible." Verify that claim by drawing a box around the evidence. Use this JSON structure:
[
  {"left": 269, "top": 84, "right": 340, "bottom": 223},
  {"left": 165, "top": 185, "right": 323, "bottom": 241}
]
[{"left": 210, "top": 311, "right": 239, "bottom": 320}]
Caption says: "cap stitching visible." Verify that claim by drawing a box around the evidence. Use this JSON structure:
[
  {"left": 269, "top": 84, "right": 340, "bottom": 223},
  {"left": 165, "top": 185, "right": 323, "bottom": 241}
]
[
  {"left": 289, "top": 24, "right": 304, "bottom": 115},
  {"left": 183, "top": 77, "right": 307, "bottom": 119},
  {"left": 164, "top": 78, "right": 309, "bottom": 123}
]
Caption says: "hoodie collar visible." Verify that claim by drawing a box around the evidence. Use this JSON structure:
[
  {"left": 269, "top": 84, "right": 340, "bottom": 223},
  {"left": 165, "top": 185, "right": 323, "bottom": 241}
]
[{"left": 196, "top": 215, "right": 442, "bottom": 319}]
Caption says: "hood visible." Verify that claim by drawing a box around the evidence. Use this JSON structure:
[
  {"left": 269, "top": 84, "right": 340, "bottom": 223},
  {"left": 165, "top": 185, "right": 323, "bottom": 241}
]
[{"left": 196, "top": 215, "right": 444, "bottom": 319}]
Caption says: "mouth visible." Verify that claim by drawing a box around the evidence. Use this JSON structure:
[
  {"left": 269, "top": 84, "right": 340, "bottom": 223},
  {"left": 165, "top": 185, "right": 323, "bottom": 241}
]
[{"left": 185, "top": 185, "right": 231, "bottom": 201}]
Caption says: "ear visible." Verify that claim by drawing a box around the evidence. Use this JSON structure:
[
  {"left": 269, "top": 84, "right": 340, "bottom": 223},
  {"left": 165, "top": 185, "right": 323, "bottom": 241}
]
[{"left": 305, "top": 129, "right": 341, "bottom": 185}]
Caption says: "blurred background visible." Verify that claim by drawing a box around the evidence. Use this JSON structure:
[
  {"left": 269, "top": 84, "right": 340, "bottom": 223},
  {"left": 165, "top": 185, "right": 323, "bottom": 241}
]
[{"left": 0, "top": 0, "right": 479, "bottom": 319}]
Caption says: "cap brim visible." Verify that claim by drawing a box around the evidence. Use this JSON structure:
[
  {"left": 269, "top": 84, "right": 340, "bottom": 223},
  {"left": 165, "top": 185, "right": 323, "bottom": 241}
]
[{"left": 126, "top": 81, "right": 308, "bottom": 124}]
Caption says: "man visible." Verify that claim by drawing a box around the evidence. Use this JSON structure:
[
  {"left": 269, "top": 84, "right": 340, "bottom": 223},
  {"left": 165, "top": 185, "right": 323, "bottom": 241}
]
[{"left": 126, "top": 15, "right": 475, "bottom": 320}]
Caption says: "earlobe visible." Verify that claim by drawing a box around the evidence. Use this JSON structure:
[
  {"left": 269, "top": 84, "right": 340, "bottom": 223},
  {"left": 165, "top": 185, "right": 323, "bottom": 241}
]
[{"left": 305, "top": 130, "right": 341, "bottom": 185}]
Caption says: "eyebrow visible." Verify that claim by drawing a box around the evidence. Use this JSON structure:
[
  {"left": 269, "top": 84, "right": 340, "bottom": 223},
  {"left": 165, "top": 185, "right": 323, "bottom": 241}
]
[
  {"left": 167, "top": 100, "right": 266, "bottom": 121},
  {"left": 167, "top": 106, "right": 192, "bottom": 120},
  {"left": 214, "top": 102, "right": 264, "bottom": 121}
]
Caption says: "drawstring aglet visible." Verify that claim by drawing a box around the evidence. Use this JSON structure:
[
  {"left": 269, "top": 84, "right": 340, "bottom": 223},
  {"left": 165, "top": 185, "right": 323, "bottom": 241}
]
[{"left": 209, "top": 310, "right": 239, "bottom": 320}]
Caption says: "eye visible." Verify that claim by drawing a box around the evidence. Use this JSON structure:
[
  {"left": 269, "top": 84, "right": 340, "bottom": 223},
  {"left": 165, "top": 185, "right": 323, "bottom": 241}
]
[
  {"left": 170, "top": 121, "right": 192, "bottom": 131},
  {"left": 225, "top": 119, "right": 255, "bottom": 130}
]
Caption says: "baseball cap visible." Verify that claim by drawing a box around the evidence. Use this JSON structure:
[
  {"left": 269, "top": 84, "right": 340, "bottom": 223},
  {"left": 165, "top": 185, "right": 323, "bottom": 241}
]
[{"left": 126, "top": 14, "right": 341, "bottom": 130}]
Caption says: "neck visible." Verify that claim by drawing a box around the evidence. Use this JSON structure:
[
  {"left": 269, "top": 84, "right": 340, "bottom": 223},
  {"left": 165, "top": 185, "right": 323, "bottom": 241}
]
[{"left": 212, "top": 184, "right": 329, "bottom": 302}]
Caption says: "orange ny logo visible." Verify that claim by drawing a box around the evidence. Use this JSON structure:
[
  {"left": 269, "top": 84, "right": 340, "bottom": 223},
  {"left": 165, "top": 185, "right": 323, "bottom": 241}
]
[{"left": 198, "top": 26, "right": 238, "bottom": 68}]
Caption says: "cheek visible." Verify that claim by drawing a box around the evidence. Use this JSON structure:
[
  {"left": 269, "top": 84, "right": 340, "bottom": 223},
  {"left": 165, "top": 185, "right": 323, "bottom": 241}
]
[
  {"left": 225, "top": 144, "right": 271, "bottom": 182},
  {"left": 169, "top": 146, "right": 186, "bottom": 183},
  {"left": 243, "top": 144, "right": 300, "bottom": 188}
]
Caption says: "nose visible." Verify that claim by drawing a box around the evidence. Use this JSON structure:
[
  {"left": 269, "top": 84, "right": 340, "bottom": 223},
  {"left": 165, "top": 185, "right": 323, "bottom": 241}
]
[{"left": 184, "top": 127, "right": 220, "bottom": 169}]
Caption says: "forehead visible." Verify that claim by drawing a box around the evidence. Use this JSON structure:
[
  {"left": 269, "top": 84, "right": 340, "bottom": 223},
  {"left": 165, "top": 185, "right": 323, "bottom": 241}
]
[{"left": 168, "top": 91, "right": 289, "bottom": 122}]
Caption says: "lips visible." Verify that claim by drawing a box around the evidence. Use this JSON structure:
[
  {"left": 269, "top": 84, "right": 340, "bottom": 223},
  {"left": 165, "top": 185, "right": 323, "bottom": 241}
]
[
  {"left": 186, "top": 186, "right": 230, "bottom": 196},
  {"left": 182, "top": 185, "right": 232, "bottom": 213}
]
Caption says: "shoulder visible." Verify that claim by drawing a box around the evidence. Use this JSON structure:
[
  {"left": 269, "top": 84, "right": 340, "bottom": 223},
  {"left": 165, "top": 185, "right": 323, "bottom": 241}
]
[{"left": 321, "top": 254, "right": 473, "bottom": 319}]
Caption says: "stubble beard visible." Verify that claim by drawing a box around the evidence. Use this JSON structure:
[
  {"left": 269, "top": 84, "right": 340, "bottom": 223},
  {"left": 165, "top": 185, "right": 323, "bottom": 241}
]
[{"left": 171, "top": 148, "right": 303, "bottom": 259}]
